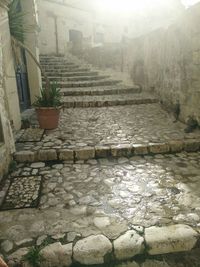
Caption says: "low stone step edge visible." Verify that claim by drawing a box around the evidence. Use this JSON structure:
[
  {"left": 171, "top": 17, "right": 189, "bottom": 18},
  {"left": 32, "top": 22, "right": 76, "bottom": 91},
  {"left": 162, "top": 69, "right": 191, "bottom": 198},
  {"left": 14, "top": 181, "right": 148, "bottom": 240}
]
[
  {"left": 14, "top": 138, "right": 200, "bottom": 163},
  {"left": 6, "top": 224, "right": 200, "bottom": 267}
]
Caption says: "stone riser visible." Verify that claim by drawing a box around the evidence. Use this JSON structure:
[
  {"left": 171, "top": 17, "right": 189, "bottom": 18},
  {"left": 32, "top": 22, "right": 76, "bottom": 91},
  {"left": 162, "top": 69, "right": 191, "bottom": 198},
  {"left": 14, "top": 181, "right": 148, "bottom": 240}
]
[
  {"left": 63, "top": 98, "right": 158, "bottom": 108},
  {"left": 43, "top": 80, "right": 121, "bottom": 88},
  {"left": 42, "top": 64, "right": 80, "bottom": 71},
  {"left": 44, "top": 68, "right": 90, "bottom": 73},
  {"left": 14, "top": 138, "right": 200, "bottom": 163},
  {"left": 62, "top": 87, "right": 142, "bottom": 96},
  {"left": 42, "top": 75, "right": 109, "bottom": 82},
  {"left": 46, "top": 71, "right": 98, "bottom": 77},
  {"left": 40, "top": 62, "right": 75, "bottom": 66}
]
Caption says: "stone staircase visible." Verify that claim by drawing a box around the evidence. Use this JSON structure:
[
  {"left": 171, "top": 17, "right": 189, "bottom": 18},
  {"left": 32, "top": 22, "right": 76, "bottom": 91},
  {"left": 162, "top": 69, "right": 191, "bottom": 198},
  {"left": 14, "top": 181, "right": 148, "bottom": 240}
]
[
  {"left": 14, "top": 54, "right": 200, "bottom": 163},
  {"left": 40, "top": 55, "right": 157, "bottom": 107}
]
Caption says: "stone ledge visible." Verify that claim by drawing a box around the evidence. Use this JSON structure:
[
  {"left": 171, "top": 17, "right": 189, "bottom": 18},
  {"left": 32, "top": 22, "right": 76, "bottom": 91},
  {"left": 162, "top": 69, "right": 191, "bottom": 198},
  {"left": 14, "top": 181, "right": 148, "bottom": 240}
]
[
  {"left": 6, "top": 224, "right": 199, "bottom": 267},
  {"left": 14, "top": 139, "right": 200, "bottom": 163}
]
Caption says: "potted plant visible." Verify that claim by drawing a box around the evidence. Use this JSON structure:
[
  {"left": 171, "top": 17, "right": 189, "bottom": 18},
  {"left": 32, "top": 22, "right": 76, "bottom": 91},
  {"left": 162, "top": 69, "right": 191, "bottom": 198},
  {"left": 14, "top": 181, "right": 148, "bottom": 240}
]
[
  {"left": 8, "top": 0, "right": 62, "bottom": 130},
  {"left": 34, "top": 83, "right": 62, "bottom": 129}
]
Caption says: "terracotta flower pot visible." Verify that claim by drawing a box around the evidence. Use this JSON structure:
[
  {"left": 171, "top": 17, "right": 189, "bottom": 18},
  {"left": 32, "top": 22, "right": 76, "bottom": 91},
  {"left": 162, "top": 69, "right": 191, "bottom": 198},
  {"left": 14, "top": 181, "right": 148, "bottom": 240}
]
[{"left": 35, "top": 107, "right": 61, "bottom": 130}]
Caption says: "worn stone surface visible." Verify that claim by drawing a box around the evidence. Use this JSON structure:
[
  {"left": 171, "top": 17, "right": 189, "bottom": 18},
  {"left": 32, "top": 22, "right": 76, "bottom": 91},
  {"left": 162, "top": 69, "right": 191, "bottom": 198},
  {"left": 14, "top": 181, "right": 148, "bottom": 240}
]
[
  {"left": 114, "top": 230, "right": 144, "bottom": 260},
  {"left": 73, "top": 235, "right": 112, "bottom": 264},
  {"left": 141, "top": 260, "right": 170, "bottom": 267},
  {"left": 40, "top": 242, "right": 72, "bottom": 267},
  {"left": 1, "top": 240, "right": 13, "bottom": 253},
  {"left": 0, "top": 152, "right": 200, "bottom": 247},
  {"left": 145, "top": 224, "right": 198, "bottom": 255}
]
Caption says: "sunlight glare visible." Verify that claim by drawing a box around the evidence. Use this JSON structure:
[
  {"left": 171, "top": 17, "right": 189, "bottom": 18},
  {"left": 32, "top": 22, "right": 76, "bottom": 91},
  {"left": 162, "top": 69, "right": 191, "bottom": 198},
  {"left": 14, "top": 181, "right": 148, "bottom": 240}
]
[{"left": 96, "top": 0, "right": 169, "bottom": 14}]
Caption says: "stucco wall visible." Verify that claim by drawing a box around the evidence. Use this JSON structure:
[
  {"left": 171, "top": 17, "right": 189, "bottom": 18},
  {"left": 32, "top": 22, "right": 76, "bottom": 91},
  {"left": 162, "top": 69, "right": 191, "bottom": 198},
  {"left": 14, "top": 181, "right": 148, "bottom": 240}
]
[
  {"left": 0, "top": 4, "right": 16, "bottom": 180},
  {"left": 82, "top": 4, "right": 200, "bottom": 124},
  {"left": 0, "top": 3, "right": 21, "bottom": 130},
  {"left": 129, "top": 4, "right": 200, "bottom": 124}
]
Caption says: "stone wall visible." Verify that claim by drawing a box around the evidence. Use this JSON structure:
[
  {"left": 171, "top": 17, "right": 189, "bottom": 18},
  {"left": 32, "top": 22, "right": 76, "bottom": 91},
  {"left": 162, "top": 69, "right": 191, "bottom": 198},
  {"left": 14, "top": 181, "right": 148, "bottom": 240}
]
[
  {"left": 0, "top": 2, "right": 19, "bottom": 180},
  {"left": 37, "top": 0, "right": 94, "bottom": 55},
  {"left": 82, "top": 4, "right": 200, "bottom": 124}
]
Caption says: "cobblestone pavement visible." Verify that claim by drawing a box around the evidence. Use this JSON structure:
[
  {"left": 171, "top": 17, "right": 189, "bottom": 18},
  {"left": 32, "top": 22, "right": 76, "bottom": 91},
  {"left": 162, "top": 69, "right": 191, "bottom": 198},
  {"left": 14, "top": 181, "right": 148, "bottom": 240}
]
[
  {"left": 16, "top": 104, "right": 200, "bottom": 153},
  {"left": 1, "top": 152, "right": 200, "bottom": 242}
]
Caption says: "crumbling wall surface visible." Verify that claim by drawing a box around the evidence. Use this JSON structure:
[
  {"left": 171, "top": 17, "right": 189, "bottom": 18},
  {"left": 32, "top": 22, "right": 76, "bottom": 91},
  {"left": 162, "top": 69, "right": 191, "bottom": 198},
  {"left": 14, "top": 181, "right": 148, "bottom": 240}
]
[{"left": 130, "top": 4, "right": 200, "bottom": 124}]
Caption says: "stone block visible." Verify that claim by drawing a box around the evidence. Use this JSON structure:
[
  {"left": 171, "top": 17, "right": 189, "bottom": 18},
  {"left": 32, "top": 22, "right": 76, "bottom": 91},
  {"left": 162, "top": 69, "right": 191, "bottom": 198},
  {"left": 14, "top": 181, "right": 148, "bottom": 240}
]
[
  {"left": 116, "top": 262, "right": 140, "bottom": 267},
  {"left": 111, "top": 144, "right": 133, "bottom": 157},
  {"left": 145, "top": 224, "right": 198, "bottom": 255},
  {"left": 113, "top": 230, "right": 144, "bottom": 260},
  {"left": 37, "top": 149, "right": 57, "bottom": 161},
  {"left": 40, "top": 242, "right": 72, "bottom": 267},
  {"left": 73, "top": 234, "right": 112, "bottom": 265},
  {"left": 15, "top": 151, "right": 35, "bottom": 162},
  {"left": 184, "top": 139, "right": 200, "bottom": 152},
  {"left": 141, "top": 260, "right": 170, "bottom": 267},
  {"left": 95, "top": 146, "right": 111, "bottom": 158},
  {"left": 59, "top": 149, "right": 74, "bottom": 161},
  {"left": 168, "top": 140, "right": 184, "bottom": 153},
  {"left": 149, "top": 143, "right": 170, "bottom": 154},
  {"left": 133, "top": 144, "right": 148, "bottom": 155},
  {"left": 75, "top": 147, "right": 95, "bottom": 160}
]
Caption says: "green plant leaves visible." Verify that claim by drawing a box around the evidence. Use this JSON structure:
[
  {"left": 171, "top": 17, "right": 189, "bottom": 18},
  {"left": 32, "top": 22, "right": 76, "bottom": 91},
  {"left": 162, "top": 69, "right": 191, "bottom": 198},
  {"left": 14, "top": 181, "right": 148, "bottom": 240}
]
[{"left": 34, "top": 82, "right": 62, "bottom": 108}]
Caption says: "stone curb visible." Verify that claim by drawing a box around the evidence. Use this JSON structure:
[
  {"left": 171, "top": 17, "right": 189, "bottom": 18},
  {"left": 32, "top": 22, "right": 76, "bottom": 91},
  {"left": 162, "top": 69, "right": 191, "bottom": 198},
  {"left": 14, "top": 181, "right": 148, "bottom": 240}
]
[
  {"left": 14, "top": 138, "right": 200, "bottom": 163},
  {"left": 6, "top": 224, "right": 199, "bottom": 267}
]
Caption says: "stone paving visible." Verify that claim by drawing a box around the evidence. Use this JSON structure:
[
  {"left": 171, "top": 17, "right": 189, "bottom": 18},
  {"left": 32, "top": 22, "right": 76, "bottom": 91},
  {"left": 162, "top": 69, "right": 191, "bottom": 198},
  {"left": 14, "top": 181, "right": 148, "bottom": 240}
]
[
  {"left": 0, "top": 153, "right": 200, "bottom": 265},
  {"left": 1, "top": 55, "right": 200, "bottom": 266},
  {"left": 15, "top": 104, "right": 200, "bottom": 163}
]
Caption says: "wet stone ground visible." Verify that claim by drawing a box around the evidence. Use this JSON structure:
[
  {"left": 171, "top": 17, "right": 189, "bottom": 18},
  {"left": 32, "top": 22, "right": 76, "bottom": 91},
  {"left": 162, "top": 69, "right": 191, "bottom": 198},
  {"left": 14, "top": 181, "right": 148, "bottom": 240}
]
[
  {"left": 16, "top": 104, "right": 200, "bottom": 152},
  {"left": 0, "top": 152, "right": 200, "bottom": 246}
]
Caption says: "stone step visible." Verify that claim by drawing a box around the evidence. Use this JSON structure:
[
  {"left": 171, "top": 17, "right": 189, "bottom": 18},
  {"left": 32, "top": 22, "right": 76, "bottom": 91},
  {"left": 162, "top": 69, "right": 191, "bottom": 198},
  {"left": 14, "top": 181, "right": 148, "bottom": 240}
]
[
  {"left": 61, "top": 85, "right": 141, "bottom": 96},
  {"left": 45, "top": 71, "right": 99, "bottom": 77},
  {"left": 14, "top": 103, "right": 200, "bottom": 163},
  {"left": 14, "top": 138, "right": 200, "bottom": 163},
  {"left": 45, "top": 68, "right": 91, "bottom": 73},
  {"left": 42, "top": 64, "right": 81, "bottom": 70},
  {"left": 40, "top": 62, "right": 76, "bottom": 66},
  {"left": 62, "top": 93, "right": 158, "bottom": 108},
  {"left": 42, "top": 79, "right": 121, "bottom": 88},
  {"left": 42, "top": 75, "right": 109, "bottom": 82}
]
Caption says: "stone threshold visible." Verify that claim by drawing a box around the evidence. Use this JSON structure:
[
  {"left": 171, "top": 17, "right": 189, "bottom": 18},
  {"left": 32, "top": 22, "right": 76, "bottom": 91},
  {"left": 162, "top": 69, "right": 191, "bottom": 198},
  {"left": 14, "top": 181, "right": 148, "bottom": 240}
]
[
  {"left": 14, "top": 138, "right": 200, "bottom": 163},
  {"left": 6, "top": 224, "right": 200, "bottom": 266},
  {"left": 63, "top": 97, "right": 158, "bottom": 108}
]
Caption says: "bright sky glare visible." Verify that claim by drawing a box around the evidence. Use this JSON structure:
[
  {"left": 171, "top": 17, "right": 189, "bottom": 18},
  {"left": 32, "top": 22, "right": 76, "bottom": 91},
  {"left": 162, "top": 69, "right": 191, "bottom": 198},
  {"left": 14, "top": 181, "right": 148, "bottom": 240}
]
[{"left": 96, "top": 0, "right": 200, "bottom": 14}]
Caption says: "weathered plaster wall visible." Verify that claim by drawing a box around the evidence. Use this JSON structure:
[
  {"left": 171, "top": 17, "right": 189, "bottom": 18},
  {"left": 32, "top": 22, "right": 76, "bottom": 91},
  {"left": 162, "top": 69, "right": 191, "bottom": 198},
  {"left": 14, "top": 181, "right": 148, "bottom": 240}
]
[
  {"left": 129, "top": 4, "right": 200, "bottom": 123},
  {"left": 21, "top": 0, "right": 41, "bottom": 104},
  {"left": 82, "top": 4, "right": 200, "bottom": 124},
  {"left": 0, "top": 3, "right": 16, "bottom": 179},
  {"left": 0, "top": 2, "right": 21, "bottom": 130}
]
